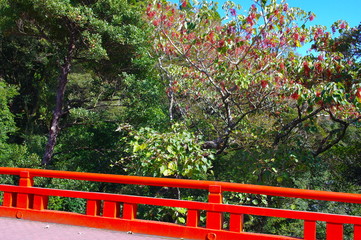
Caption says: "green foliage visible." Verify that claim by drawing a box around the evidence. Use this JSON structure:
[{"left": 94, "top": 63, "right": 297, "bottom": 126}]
[
  {"left": 0, "top": 80, "right": 17, "bottom": 143},
  {"left": 0, "top": 79, "right": 40, "bottom": 180},
  {"left": 118, "top": 123, "right": 214, "bottom": 179}
]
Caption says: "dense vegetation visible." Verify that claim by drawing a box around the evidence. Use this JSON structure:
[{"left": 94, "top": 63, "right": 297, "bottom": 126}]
[{"left": 0, "top": 0, "right": 360, "bottom": 238}]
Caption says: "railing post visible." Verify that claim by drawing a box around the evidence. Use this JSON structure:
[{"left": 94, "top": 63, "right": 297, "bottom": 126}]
[
  {"left": 187, "top": 209, "right": 200, "bottom": 227},
  {"left": 326, "top": 222, "right": 343, "bottom": 240},
  {"left": 33, "top": 195, "right": 48, "bottom": 210},
  {"left": 123, "top": 203, "right": 137, "bottom": 220},
  {"left": 2, "top": 192, "right": 16, "bottom": 207},
  {"left": 229, "top": 213, "right": 244, "bottom": 232},
  {"left": 16, "top": 171, "right": 34, "bottom": 209},
  {"left": 103, "top": 201, "right": 120, "bottom": 218},
  {"left": 206, "top": 185, "right": 223, "bottom": 230},
  {"left": 86, "top": 200, "right": 101, "bottom": 216},
  {"left": 19, "top": 171, "right": 34, "bottom": 187},
  {"left": 304, "top": 220, "right": 317, "bottom": 240},
  {"left": 355, "top": 225, "right": 361, "bottom": 240}
]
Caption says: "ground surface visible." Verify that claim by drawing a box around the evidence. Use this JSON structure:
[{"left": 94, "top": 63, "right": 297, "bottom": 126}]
[{"left": 0, "top": 217, "right": 177, "bottom": 240}]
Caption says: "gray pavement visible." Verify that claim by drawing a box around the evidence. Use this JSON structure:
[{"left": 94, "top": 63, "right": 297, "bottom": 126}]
[{"left": 0, "top": 217, "right": 176, "bottom": 240}]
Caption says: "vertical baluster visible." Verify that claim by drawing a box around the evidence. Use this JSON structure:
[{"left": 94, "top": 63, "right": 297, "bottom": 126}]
[
  {"left": 103, "top": 201, "right": 120, "bottom": 218},
  {"left": 123, "top": 203, "right": 137, "bottom": 220},
  {"left": 304, "top": 220, "right": 317, "bottom": 240},
  {"left": 33, "top": 195, "right": 48, "bottom": 210},
  {"left": 229, "top": 213, "right": 244, "bottom": 232},
  {"left": 206, "top": 185, "right": 223, "bottom": 230},
  {"left": 2, "top": 192, "right": 16, "bottom": 207},
  {"left": 187, "top": 209, "right": 200, "bottom": 227},
  {"left": 86, "top": 200, "right": 101, "bottom": 216},
  {"left": 326, "top": 222, "right": 343, "bottom": 240},
  {"left": 16, "top": 171, "right": 33, "bottom": 209},
  {"left": 354, "top": 225, "right": 361, "bottom": 240}
]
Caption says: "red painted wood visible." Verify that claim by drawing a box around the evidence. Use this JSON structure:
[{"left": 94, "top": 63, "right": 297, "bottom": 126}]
[
  {"left": 32, "top": 195, "right": 48, "bottom": 210},
  {"left": 2, "top": 192, "right": 16, "bottom": 207},
  {"left": 19, "top": 171, "right": 33, "bottom": 187},
  {"left": 326, "top": 222, "right": 343, "bottom": 240},
  {"left": 123, "top": 203, "right": 137, "bottom": 220},
  {"left": 103, "top": 201, "right": 120, "bottom": 218},
  {"left": 187, "top": 209, "right": 200, "bottom": 227},
  {"left": 355, "top": 225, "right": 361, "bottom": 240},
  {"left": 86, "top": 199, "right": 101, "bottom": 216},
  {"left": 16, "top": 193, "right": 32, "bottom": 209},
  {"left": 1, "top": 167, "right": 361, "bottom": 204},
  {"left": 1, "top": 184, "right": 361, "bottom": 225},
  {"left": 304, "top": 220, "right": 316, "bottom": 240},
  {"left": 206, "top": 185, "right": 223, "bottom": 230},
  {"left": 229, "top": 213, "right": 244, "bottom": 232}
]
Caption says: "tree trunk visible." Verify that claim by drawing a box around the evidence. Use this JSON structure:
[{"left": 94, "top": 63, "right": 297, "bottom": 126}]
[
  {"left": 42, "top": 63, "right": 71, "bottom": 165},
  {"left": 42, "top": 41, "right": 75, "bottom": 165}
]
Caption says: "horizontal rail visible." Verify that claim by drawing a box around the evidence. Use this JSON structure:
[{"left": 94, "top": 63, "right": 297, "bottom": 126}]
[
  {"left": 1, "top": 184, "right": 361, "bottom": 225},
  {"left": 1, "top": 167, "right": 361, "bottom": 204}
]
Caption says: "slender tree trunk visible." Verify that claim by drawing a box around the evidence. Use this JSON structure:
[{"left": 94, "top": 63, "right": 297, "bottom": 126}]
[
  {"left": 42, "top": 63, "right": 70, "bottom": 165},
  {"left": 42, "top": 41, "right": 75, "bottom": 165}
]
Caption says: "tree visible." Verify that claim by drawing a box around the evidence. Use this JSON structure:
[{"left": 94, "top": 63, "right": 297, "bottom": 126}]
[
  {"left": 333, "top": 23, "right": 361, "bottom": 61},
  {"left": 145, "top": 0, "right": 360, "bottom": 156},
  {"left": 0, "top": 79, "right": 40, "bottom": 169},
  {"left": 0, "top": 34, "right": 58, "bottom": 141},
  {"left": 0, "top": 0, "right": 152, "bottom": 165},
  {"left": 0, "top": 79, "right": 17, "bottom": 147}
]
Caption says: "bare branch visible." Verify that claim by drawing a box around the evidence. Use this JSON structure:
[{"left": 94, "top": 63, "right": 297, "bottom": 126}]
[{"left": 273, "top": 106, "right": 324, "bottom": 146}]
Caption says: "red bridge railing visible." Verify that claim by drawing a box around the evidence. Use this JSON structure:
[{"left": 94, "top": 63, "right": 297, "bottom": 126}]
[{"left": 0, "top": 167, "right": 361, "bottom": 240}]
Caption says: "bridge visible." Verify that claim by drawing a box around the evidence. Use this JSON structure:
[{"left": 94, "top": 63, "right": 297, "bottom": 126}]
[{"left": 0, "top": 167, "right": 360, "bottom": 240}]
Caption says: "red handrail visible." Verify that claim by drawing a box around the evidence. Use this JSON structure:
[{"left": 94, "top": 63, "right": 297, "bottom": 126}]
[
  {"left": 0, "top": 167, "right": 360, "bottom": 240},
  {"left": 0, "top": 167, "right": 360, "bottom": 203}
]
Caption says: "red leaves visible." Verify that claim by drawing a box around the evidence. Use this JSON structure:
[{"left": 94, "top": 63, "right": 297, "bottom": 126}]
[
  {"left": 218, "top": 40, "right": 225, "bottom": 48},
  {"left": 314, "top": 62, "right": 323, "bottom": 73},
  {"left": 339, "top": 22, "right": 347, "bottom": 29},
  {"left": 147, "top": 11, "right": 156, "bottom": 18},
  {"left": 230, "top": 8, "right": 237, "bottom": 17},
  {"left": 309, "top": 14, "right": 315, "bottom": 21},
  {"left": 300, "top": 35, "right": 306, "bottom": 43},
  {"left": 293, "top": 32, "right": 299, "bottom": 41},
  {"left": 215, "top": 26, "right": 223, "bottom": 32},
  {"left": 261, "top": 80, "right": 269, "bottom": 88},
  {"left": 283, "top": 3, "right": 289, "bottom": 12},
  {"left": 303, "top": 61, "right": 310, "bottom": 76},
  {"left": 246, "top": 13, "right": 256, "bottom": 25},
  {"left": 152, "top": 19, "right": 161, "bottom": 26},
  {"left": 356, "top": 88, "right": 361, "bottom": 103},
  {"left": 181, "top": 0, "right": 187, "bottom": 8},
  {"left": 279, "top": 62, "right": 285, "bottom": 71},
  {"left": 316, "top": 91, "right": 323, "bottom": 105},
  {"left": 291, "top": 92, "right": 300, "bottom": 100},
  {"left": 207, "top": 31, "right": 215, "bottom": 43},
  {"left": 279, "top": 15, "right": 285, "bottom": 26}
]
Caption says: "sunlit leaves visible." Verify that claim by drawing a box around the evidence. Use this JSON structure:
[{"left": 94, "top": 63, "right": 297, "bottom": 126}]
[{"left": 119, "top": 123, "right": 214, "bottom": 179}]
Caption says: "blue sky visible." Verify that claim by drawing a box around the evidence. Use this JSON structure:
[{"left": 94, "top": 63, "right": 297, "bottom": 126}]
[
  {"left": 286, "top": 0, "right": 360, "bottom": 29},
  {"left": 171, "top": 0, "right": 360, "bottom": 28}
]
